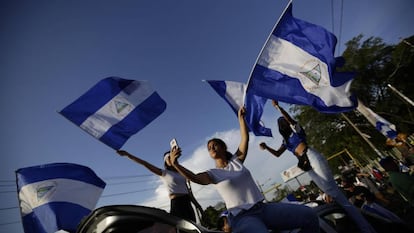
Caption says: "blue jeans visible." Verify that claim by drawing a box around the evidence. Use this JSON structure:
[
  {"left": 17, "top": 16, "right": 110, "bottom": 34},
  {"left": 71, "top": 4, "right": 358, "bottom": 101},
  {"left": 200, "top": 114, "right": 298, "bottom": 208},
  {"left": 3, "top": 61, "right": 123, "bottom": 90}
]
[
  {"left": 229, "top": 202, "right": 319, "bottom": 233},
  {"left": 307, "top": 147, "right": 377, "bottom": 233}
]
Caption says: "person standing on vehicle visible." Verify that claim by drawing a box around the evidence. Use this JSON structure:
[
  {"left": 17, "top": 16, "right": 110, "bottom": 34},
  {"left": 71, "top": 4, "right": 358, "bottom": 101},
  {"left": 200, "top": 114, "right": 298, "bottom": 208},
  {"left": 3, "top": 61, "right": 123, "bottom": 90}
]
[
  {"left": 217, "top": 210, "right": 232, "bottom": 233},
  {"left": 380, "top": 156, "right": 414, "bottom": 207},
  {"left": 259, "top": 100, "right": 377, "bottom": 233},
  {"left": 341, "top": 177, "right": 404, "bottom": 224},
  {"left": 169, "top": 107, "right": 319, "bottom": 233},
  {"left": 116, "top": 150, "right": 203, "bottom": 222}
]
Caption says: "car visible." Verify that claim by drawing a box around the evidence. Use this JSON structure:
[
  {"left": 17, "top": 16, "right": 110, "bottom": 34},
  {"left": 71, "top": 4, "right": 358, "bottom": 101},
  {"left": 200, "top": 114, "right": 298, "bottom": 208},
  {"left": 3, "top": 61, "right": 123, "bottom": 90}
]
[
  {"left": 305, "top": 201, "right": 413, "bottom": 233},
  {"left": 76, "top": 205, "right": 219, "bottom": 233},
  {"left": 76, "top": 203, "right": 413, "bottom": 233}
]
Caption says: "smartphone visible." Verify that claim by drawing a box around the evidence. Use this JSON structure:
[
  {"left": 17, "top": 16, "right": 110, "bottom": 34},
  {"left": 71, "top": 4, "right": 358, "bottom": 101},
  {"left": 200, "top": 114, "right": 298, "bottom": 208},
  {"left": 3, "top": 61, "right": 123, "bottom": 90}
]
[{"left": 170, "top": 138, "right": 178, "bottom": 149}]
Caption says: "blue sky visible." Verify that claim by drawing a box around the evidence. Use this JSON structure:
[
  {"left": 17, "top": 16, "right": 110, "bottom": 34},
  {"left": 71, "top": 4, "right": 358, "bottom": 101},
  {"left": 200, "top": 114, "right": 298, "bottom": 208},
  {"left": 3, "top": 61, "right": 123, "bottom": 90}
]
[{"left": 1, "top": 0, "right": 413, "bottom": 232}]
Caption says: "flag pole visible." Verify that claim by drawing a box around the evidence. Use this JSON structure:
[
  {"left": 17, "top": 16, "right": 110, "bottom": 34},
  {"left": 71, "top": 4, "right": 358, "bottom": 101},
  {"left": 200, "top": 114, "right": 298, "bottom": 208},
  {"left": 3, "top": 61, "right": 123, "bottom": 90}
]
[
  {"left": 387, "top": 84, "right": 414, "bottom": 107},
  {"left": 243, "top": 0, "right": 293, "bottom": 104},
  {"left": 341, "top": 113, "right": 385, "bottom": 158}
]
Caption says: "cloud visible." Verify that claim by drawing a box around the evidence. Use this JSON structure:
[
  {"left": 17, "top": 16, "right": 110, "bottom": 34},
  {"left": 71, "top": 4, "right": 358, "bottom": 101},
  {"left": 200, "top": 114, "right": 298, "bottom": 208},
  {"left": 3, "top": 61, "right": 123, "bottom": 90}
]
[{"left": 138, "top": 127, "right": 299, "bottom": 210}]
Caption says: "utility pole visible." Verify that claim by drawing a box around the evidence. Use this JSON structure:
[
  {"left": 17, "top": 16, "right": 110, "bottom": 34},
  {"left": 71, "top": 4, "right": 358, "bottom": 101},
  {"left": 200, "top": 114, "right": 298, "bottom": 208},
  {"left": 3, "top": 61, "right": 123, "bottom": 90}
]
[
  {"left": 341, "top": 113, "right": 385, "bottom": 158},
  {"left": 387, "top": 84, "right": 414, "bottom": 107}
]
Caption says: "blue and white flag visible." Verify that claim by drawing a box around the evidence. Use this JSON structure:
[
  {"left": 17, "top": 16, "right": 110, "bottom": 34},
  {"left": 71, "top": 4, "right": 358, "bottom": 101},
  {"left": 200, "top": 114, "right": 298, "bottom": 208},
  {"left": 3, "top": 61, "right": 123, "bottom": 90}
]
[
  {"left": 60, "top": 77, "right": 167, "bottom": 150},
  {"left": 356, "top": 100, "right": 397, "bottom": 139},
  {"left": 16, "top": 163, "right": 106, "bottom": 233},
  {"left": 205, "top": 80, "right": 272, "bottom": 137},
  {"left": 246, "top": 1, "right": 357, "bottom": 113}
]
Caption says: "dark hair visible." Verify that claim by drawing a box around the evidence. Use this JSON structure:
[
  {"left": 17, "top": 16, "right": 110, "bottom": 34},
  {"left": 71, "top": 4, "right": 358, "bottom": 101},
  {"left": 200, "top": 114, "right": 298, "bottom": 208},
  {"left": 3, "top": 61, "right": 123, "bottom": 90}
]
[
  {"left": 216, "top": 216, "right": 225, "bottom": 230},
  {"left": 379, "top": 156, "right": 399, "bottom": 172},
  {"left": 277, "top": 117, "right": 292, "bottom": 141},
  {"left": 208, "top": 138, "right": 233, "bottom": 160},
  {"left": 163, "top": 151, "right": 177, "bottom": 171}
]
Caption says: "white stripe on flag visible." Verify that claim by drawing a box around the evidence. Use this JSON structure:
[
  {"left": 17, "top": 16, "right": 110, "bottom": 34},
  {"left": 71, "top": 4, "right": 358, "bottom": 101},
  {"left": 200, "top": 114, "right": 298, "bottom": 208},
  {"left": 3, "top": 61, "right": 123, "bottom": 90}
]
[
  {"left": 19, "top": 178, "right": 104, "bottom": 216},
  {"left": 257, "top": 36, "right": 353, "bottom": 107},
  {"left": 80, "top": 81, "right": 152, "bottom": 139},
  {"left": 224, "top": 81, "right": 245, "bottom": 111},
  {"left": 356, "top": 100, "right": 396, "bottom": 137}
]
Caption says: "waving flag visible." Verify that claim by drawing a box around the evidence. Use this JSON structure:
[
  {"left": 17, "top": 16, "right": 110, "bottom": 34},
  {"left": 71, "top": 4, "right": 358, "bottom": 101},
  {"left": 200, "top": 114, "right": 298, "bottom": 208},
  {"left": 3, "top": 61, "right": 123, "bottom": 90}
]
[
  {"left": 205, "top": 80, "right": 272, "bottom": 137},
  {"left": 356, "top": 100, "right": 397, "bottom": 139},
  {"left": 16, "top": 163, "right": 106, "bottom": 233},
  {"left": 60, "top": 77, "right": 167, "bottom": 150},
  {"left": 246, "top": 1, "right": 357, "bottom": 113}
]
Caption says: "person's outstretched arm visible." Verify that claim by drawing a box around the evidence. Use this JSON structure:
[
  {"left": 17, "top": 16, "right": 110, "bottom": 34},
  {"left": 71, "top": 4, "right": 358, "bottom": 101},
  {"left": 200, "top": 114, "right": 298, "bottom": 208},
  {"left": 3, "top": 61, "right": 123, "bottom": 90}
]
[
  {"left": 117, "top": 150, "right": 162, "bottom": 176},
  {"left": 259, "top": 142, "right": 287, "bottom": 158},
  {"left": 169, "top": 147, "right": 212, "bottom": 185},
  {"left": 272, "top": 100, "right": 295, "bottom": 125},
  {"left": 235, "top": 106, "right": 249, "bottom": 163}
]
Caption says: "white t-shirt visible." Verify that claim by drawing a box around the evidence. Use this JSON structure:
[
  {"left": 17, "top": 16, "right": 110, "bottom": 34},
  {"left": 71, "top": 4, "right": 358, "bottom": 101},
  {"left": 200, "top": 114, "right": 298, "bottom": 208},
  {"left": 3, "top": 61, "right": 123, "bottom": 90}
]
[
  {"left": 160, "top": 169, "right": 189, "bottom": 195},
  {"left": 207, "top": 155, "right": 264, "bottom": 216}
]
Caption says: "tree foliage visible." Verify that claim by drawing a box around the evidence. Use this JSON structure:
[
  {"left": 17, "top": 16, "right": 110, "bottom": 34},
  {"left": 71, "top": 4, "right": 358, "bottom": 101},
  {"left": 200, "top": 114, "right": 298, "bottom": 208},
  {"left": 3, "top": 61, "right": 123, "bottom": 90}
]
[
  {"left": 201, "top": 205, "right": 224, "bottom": 230},
  {"left": 292, "top": 34, "right": 414, "bottom": 172}
]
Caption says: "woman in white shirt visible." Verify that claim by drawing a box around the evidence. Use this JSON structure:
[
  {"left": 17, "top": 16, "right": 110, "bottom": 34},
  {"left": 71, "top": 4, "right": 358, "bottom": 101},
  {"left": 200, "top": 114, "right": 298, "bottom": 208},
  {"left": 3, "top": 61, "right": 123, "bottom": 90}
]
[
  {"left": 116, "top": 150, "right": 203, "bottom": 222},
  {"left": 169, "top": 107, "right": 319, "bottom": 233}
]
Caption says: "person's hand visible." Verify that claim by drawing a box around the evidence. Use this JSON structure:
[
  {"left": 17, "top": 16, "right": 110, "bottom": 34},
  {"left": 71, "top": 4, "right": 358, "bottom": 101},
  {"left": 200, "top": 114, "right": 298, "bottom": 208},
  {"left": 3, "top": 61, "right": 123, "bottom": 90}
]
[
  {"left": 238, "top": 106, "right": 246, "bottom": 118},
  {"left": 271, "top": 100, "right": 279, "bottom": 107},
  {"left": 259, "top": 142, "right": 267, "bottom": 150},
  {"left": 117, "top": 150, "right": 129, "bottom": 157},
  {"left": 169, "top": 147, "right": 182, "bottom": 165}
]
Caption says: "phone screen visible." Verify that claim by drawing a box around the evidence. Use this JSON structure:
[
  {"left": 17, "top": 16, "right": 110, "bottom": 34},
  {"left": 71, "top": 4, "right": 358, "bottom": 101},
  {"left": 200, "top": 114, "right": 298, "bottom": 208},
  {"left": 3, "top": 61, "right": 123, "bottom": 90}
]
[{"left": 170, "top": 138, "right": 178, "bottom": 149}]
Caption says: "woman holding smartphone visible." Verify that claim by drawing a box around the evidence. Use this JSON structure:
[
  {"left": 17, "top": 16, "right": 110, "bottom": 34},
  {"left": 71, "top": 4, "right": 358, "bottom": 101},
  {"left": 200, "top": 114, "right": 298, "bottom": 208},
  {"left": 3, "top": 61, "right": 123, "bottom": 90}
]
[
  {"left": 169, "top": 107, "right": 319, "bottom": 233},
  {"left": 116, "top": 149, "right": 203, "bottom": 222}
]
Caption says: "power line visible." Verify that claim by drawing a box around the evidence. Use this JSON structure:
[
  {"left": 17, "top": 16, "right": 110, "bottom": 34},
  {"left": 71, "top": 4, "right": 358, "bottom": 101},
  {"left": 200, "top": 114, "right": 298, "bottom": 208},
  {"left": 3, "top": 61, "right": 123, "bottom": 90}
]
[
  {"left": 101, "top": 187, "right": 157, "bottom": 198},
  {"left": 0, "top": 206, "right": 18, "bottom": 211},
  {"left": 103, "top": 174, "right": 153, "bottom": 180},
  {"left": 331, "top": 0, "right": 344, "bottom": 56},
  {"left": 105, "top": 176, "right": 158, "bottom": 185},
  {"left": 0, "top": 184, "right": 16, "bottom": 187},
  {"left": 0, "top": 180, "right": 15, "bottom": 183},
  {"left": 337, "top": 0, "right": 344, "bottom": 54},
  {"left": 0, "top": 220, "right": 20, "bottom": 226},
  {"left": 331, "top": 0, "right": 335, "bottom": 34},
  {"left": 0, "top": 185, "right": 161, "bottom": 210},
  {"left": 0, "top": 190, "right": 16, "bottom": 194},
  {"left": 0, "top": 174, "right": 154, "bottom": 184}
]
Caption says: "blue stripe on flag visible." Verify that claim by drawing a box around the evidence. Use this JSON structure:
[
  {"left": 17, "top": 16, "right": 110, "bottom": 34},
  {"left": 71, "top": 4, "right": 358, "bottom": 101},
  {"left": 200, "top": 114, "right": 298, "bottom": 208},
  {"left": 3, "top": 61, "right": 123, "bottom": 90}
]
[
  {"left": 16, "top": 163, "right": 105, "bottom": 233},
  {"left": 60, "top": 77, "right": 167, "bottom": 149},
  {"left": 356, "top": 100, "right": 397, "bottom": 139},
  {"left": 22, "top": 202, "right": 91, "bottom": 233},
  {"left": 247, "top": 2, "right": 357, "bottom": 113},
  {"left": 245, "top": 91, "right": 272, "bottom": 137},
  {"left": 99, "top": 91, "right": 167, "bottom": 149},
  {"left": 60, "top": 77, "right": 133, "bottom": 125},
  {"left": 206, "top": 80, "right": 241, "bottom": 114},
  {"left": 16, "top": 163, "right": 105, "bottom": 189},
  {"left": 273, "top": 4, "right": 338, "bottom": 78},
  {"left": 205, "top": 80, "right": 272, "bottom": 137},
  {"left": 376, "top": 121, "right": 398, "bottom": 139}
]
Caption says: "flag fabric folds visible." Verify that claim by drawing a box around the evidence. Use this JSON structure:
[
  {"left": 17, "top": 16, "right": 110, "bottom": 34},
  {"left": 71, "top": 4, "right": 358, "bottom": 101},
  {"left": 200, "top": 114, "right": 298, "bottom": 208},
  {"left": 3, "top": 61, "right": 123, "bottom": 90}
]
[
  {"left": 205, "top": 80, "right": 272, "bottom": 137},
  {"left": 60, "top": 77, "right": 167, "bottom": 150},
  {"left": 356, "top": 100, "right": 397, "bottom": 139},
  {"left": 246, "top": 1, "right": 357, "bottom": 113},
  {"left": 16, "top": 163, "right": 106, "bottom": 233},
  {"left": 205, "top": 80, "right": 245, "bottom": 115}
]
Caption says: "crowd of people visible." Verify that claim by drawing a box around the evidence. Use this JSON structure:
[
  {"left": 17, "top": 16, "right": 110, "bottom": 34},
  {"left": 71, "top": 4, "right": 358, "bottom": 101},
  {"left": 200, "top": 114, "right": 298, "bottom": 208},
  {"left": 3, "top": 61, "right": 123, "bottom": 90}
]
[{"left": 114, "top": 101, "right": 413, "bottom": 233}]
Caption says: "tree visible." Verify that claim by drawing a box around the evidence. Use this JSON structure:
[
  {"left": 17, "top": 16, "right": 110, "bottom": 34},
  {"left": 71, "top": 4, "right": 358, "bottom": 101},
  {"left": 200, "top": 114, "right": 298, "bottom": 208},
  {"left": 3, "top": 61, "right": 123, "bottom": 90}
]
[
  {"left": 201, "top": 205, "right": 224, "bottom": 230},
  {"left": 291, "top": 34, "right": 414, "bottom": 170}
]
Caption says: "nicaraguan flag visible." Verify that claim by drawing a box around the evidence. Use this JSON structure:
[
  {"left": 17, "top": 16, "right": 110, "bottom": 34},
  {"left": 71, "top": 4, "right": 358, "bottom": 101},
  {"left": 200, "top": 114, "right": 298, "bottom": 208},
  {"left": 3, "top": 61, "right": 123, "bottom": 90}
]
[
  {"left": 16, "top": 163, "right": 106, "bottom": 233},
  {"left": 60, "top": 77, "right": 167, "bottom": 150},
  {"left": 356, "top": 100, "right": 397, "bottom": 139},
  {"left": 246, "top": 1, "right": 357, "bottom": 113},
  {"left": 205, "top": 80, "right": 272, "bottom": 137}
]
